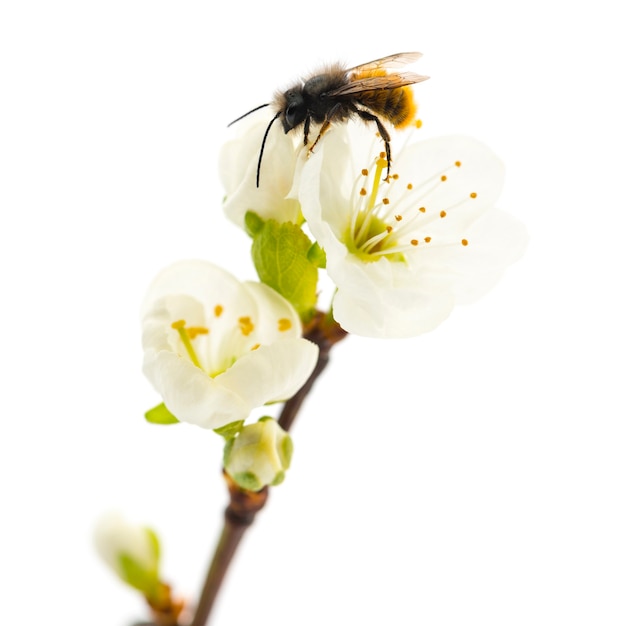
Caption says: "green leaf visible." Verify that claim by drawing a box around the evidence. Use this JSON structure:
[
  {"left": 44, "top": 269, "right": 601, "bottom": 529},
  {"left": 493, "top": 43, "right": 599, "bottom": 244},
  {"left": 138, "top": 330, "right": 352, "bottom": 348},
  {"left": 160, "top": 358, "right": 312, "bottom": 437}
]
[
  {"left": 214, "top": 420, "right": 245, "bottom": 440},
  {"left": 145, "top": 403, "right": 180, "bottom": 425},
  {"left": 307, "top": 242, "right": 327, "bottom": 268},
  {"left": 251, "top": 220, "right": 318, "bottom": 321}
]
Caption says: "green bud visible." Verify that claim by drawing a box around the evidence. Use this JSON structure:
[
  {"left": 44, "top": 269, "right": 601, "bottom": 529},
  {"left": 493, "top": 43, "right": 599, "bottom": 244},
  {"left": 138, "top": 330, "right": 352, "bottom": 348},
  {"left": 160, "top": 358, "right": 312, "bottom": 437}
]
[
  {"left": 224, "top": 417, "right": 293, "bottom": 491},
  {"left": 94, "top": 512, "right": 162, "bottom": 600}
]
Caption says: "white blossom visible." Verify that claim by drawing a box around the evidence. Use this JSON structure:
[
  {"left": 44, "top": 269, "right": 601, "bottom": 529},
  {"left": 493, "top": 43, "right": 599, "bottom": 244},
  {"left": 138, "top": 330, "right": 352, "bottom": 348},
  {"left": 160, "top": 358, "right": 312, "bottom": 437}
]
[
  {"left": 220, "top": 111, "right": 303, "bottom": 229},
  {"left": 297, "top": 123, "right": 527, "bottom": 338},
  {"left": 141, "top": 260, "right": 318, "bottom": 429}
]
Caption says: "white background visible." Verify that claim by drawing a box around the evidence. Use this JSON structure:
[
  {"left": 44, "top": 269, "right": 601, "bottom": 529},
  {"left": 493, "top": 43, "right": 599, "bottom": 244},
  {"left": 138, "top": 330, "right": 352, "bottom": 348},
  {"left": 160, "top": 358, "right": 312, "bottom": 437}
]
[{"left": 1, "top": 1, "right": 615, "bottom": 625}]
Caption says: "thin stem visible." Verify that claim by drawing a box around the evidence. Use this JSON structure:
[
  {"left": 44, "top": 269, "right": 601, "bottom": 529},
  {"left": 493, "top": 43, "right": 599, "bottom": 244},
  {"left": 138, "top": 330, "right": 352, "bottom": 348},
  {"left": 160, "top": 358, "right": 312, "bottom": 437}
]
[
  {"left": 189, "top": 473, "right": 269, "bottom": 626},
  {"left": 187, "top": 312, "right": 347, "bottom": 626},
  {"left": 278, "top": 312, "right": 346, "bottom": 431}
]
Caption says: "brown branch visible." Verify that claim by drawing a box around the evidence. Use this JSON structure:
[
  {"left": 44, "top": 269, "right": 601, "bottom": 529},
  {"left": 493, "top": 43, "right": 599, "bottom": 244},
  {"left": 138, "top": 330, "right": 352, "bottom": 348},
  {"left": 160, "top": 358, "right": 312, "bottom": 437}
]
[
  {"left": 278, "top": 312, "right": 347, "bottom": 431},
  {"left": 185, "top": 312, "right": 347, "bottom": 626},
  {"left": 189, "top": 473, "right": 269, "bottom": 626}
]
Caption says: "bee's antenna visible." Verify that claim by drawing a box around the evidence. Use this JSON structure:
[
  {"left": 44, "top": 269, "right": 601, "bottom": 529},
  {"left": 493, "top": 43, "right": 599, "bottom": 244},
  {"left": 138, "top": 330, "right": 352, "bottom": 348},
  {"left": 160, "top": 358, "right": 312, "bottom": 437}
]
[
  {"left": 228, "top": 103, "right": 271, "bottom": 127},
  {"left": 256, "top": 112, "right": 281, "bottom": 188}
]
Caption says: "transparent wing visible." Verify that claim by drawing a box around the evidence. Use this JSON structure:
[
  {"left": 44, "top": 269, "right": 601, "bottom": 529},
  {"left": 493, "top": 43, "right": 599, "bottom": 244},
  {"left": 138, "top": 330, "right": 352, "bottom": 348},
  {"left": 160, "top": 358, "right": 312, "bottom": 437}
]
[
  {"left": 345, "top": 52, "right": 423, "bottom": 74},
  {"left": 325, "top": 71, "right": 429, "bottom": 97}
]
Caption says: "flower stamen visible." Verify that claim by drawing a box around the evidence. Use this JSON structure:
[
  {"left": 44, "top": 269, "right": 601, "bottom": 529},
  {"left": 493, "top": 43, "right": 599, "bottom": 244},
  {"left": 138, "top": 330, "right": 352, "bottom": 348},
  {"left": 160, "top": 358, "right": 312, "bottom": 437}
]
[
  {"left": 171, "top": 320, "right": 204, "bottom": 369},
  {"left": 368, "top": 157, "right": 388, "bottom": 212}
]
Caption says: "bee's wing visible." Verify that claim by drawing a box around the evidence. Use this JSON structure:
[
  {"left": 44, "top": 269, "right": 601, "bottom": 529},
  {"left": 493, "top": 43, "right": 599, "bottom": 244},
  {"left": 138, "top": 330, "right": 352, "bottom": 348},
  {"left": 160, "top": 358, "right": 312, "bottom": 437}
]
[
  {"left": 345, "top": 52, "right": 423, "bottom": 73},
  {"left": 325, "top": 71, "right": 429, "bottom": 97}
]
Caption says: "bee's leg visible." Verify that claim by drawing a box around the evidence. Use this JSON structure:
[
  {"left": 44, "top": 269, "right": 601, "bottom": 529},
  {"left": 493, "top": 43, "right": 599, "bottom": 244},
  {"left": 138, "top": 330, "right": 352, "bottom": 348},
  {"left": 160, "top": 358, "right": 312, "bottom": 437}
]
[
  {"left": 354, "top": 108, "right": 392, "bottom": 181},
  {"left": 308, "top": 103, "right": 343, "bottom": 154},
  {"left": 308, "top": 121, "right": 332, "bottom": 153},
  {"left": 303, "top": 115, "right": 311, "bottom": 146}
]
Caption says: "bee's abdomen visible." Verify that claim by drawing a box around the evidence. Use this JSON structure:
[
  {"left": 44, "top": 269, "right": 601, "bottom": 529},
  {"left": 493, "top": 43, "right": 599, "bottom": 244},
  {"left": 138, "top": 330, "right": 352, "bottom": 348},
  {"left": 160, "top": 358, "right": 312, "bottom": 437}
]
[{"left": 361, "top": 87, "right": 417, "bottom": 128}]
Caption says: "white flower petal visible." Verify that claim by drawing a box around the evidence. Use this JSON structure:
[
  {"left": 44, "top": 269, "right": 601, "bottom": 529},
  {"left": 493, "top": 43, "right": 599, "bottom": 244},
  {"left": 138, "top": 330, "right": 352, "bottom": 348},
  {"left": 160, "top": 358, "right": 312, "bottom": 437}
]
[
  {"left": 220, "top": 112, "right": 303, "bottom": 228},
  {"left": 141, "top": 260, "right": 250, "bottom": 321},
  {"left": 216, "top": 339, "right": 318, "bottom": 407},
  {"left": 298, "top": 124, "right": 527, "bottom": 338},
  {"left": 143, "top": 348, "right": 251, "bottom": 429},
  {"left": 243, "top": 281, "right": 303, "bottom": 343}
]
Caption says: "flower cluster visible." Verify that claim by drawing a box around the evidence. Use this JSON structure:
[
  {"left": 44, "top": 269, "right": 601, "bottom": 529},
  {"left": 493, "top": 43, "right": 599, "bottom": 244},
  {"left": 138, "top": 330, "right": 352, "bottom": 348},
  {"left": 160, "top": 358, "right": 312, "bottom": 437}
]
[
  {"left": 222, "top": 114, "right": 527, "bottom": 338},
  {"left": 137, "top": 98, "right": 526, "bottom": 487},
  {"left": 97, "top": 76, "right": 528, "bottom": 620}
]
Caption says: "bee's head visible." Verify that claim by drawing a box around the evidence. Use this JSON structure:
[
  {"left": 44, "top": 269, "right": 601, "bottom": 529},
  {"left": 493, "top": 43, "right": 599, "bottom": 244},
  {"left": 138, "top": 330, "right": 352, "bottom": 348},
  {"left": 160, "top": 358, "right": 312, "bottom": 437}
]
[{"left": 280, "top": 88, "right": 307, "bottom": 133}]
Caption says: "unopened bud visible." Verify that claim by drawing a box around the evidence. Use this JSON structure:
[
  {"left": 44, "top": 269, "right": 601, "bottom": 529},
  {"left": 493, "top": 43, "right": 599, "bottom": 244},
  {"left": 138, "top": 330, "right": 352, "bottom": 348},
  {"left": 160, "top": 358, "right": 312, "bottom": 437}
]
[
  {"left": 93, "top": 512, "right": 161, "bottom": 599},
  {"left": 224, "top": 417, "right": 293, "bottom": 491}
]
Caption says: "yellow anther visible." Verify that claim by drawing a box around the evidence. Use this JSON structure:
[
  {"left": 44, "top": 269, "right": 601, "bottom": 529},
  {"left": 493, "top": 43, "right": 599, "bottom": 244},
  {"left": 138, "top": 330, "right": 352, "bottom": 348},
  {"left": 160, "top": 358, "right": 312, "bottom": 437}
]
[
  {"left": 214, "top": 304, "right": 224, "bottom": 317},
  {"left": 470, "top": 192, "right": 477, "bottom": 198},
  {"left": 440, "top": 210, "right": 447, "bottom": 218},
  {"left": 187, "top": 326, "right": 209, "bottom": 339},
  {"left": 441, "top": 175, "right": 447, "bottom": 182},
  {"left": 461, "top": 239, "right": 469, "bottom": 246},
  {"left": 278, "top": 318, "right": 292, "bottom": 332},
  {"left": 238, "top": 316, "right": 255, "bottom": 336}
]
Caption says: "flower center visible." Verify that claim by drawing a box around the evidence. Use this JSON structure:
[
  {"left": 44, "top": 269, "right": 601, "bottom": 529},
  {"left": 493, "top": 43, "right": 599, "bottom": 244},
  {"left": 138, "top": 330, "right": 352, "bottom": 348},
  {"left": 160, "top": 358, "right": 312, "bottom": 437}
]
[
  {"left": 345, "top": 156, "right": 405, "bottom": 263},
  {"left": 344, "top": 152, "right": 478, "bottom": 263},
  {"left": 170, "top": 308, "right": 295, "bottom": 377},
  {"left": 171, "top": 320, "right": 207, "bottom": 369}
]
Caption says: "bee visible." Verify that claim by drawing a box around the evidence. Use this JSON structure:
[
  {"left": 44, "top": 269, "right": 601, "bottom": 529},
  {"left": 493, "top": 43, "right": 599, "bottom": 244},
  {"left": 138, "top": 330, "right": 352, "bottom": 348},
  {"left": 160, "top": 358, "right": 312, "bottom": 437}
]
[{"left": 229, "top": 52, "right": 429, "bottom": 187}]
